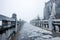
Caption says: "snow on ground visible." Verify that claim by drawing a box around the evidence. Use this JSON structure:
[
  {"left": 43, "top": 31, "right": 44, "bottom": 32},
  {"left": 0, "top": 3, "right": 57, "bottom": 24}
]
[
  {"left": 20, "top": 23, "right": 52, "bottom": 34},
  {"left": 17, "top": 23, "right": 60, "bottom": 40},
  {"left": 41, "top": 35, "right": 52, "bottom": 39},
  {"left": 51, "top": 37, "right": 60, "bottom": 40}
]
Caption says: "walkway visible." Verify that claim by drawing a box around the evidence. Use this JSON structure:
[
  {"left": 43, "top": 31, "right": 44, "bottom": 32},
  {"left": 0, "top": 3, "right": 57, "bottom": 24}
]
[{"left": 12, "top": 23, "right": 57, "bottom": 40}]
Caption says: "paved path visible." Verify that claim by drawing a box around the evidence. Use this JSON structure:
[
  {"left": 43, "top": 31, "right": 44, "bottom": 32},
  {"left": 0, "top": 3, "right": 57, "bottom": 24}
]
[{"left": 12, "top": 23, "right": 52, "bottom": 40}]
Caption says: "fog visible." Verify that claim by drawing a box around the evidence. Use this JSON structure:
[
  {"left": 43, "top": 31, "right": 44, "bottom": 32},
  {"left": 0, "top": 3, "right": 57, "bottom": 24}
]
[{"left": 0, "top": 0, "right": 49, "bottom": 22}]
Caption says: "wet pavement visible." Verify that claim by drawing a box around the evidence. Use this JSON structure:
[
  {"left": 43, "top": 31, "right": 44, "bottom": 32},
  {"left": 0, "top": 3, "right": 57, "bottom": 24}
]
[{"left": 13, "top": 23, "right": 53, "bottom": 40}]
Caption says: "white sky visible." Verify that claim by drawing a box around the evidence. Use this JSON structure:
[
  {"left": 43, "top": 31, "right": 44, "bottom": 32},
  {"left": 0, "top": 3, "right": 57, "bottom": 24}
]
[{"left": 0, "top": 0, "right": 49, "bottom": 22}]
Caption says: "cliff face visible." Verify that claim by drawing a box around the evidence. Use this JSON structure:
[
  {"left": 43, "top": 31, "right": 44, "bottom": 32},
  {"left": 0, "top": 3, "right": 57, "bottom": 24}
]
[
  {"left": 55, "top": 0, "right": 60, "bottom": 19},
  {"left": 44, "top": 0, "right": 60, "bottom": 19}
]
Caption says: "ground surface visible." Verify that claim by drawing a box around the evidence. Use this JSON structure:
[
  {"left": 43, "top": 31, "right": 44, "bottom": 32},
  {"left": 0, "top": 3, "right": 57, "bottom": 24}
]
[{"left": 13, "top": 23, "right": 60, "bottom": 40}]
